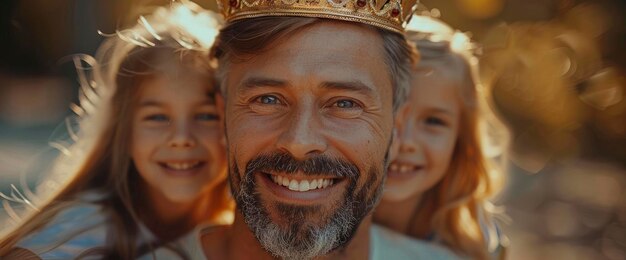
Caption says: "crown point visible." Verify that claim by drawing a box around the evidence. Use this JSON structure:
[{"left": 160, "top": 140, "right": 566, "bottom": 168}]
[{"left": 356, "top": 0, "right": 366, "bottom": 7}]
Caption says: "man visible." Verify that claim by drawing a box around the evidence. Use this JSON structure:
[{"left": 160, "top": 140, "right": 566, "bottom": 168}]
[{"left": 199, "top": 0, "right": 460, "bottom": 259}]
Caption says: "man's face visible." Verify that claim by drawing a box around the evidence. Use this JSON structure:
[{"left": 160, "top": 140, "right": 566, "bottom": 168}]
[{"left": 222, "top": 21, "right": 394, "bottom": 258}]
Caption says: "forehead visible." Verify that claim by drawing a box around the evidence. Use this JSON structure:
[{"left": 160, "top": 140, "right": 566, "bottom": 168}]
[
  {"left": 225, "top": 21, "right": 392, "bottom": 96},
  {"left": 408, "top": 62, "right": 462, "bottom": 109},
  {"left": 137, "top": 73, "right": 215, "bottom": 102}
]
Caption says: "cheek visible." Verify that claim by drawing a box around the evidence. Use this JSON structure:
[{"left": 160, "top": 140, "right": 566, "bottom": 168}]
[
  {"left": 225, "top": 106, "right": 289, "bottom": 168},
  {"left": 130, "top": 133, "right": 152, "bottom": 175},
  {"left": 426, "top": 134, "right": 457, "bottom": 175},
  {"left": 388, "top": 131, "right": 401, "bottom": 162},
  {"left": 130, "top": 141, "right": 153, "bottom": 186},
  {"left": 130, "top": 120, "right": 168, "bottom": 166},
  {"left": 326, "top": 120, "right": 391, "bottom": 194},
  {"left": 326, "top": 117, "right": 392, "bottom": 160},
  {"left": 200, "top": 129, "right": 228, "bottom": 167},
  {"left": 225, "top": 117, "right": 263, "bottom": 179},
  {"left": 130, "top": 125, "right": 146, "bottom": 159}
]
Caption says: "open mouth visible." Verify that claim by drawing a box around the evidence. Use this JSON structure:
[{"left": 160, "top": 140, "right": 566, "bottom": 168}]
[
  {"left": 158, "top": 161, "right": 206, "bottom": 175},
  {"left": 387, "top": 162, "right": 423, "bottom": 178},
  {"left": 269, "top": 174, "right": 336, "bottom": 192},
  {"left": 258, "top": 172, "right": 344, "bottom": 203}
]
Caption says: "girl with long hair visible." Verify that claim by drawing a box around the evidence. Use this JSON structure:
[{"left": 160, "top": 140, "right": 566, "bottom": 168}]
[
  {"left": 374, "top": 15, "right": 509, "bottom": 260},
  {"left": 0, "top": 2, "right": 232, "bottom": 259}
]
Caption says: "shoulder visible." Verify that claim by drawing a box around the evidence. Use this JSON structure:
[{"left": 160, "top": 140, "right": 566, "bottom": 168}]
[
  {"left": 16, "top": 202, "right": 108, "bottom": 259},
  {"left": 371, "top": 224, "right": 462, "bottom": 260}
]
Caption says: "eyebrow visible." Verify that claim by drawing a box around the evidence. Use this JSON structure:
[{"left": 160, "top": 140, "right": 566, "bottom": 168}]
[
  {"left": 240, "top": 77, "right": 375, "bottom": 92},
  {"left": 138, "top": 95, "right": 216, "bottom": 108},
  {"left": 424, "top": 107, "right": 457, "bottom": 116},
  {"left": 240, "top": 77, "right": 288, "bottom": 90},
  {"left": 320, "top": 80, "right": 375, "bottom": 96}
]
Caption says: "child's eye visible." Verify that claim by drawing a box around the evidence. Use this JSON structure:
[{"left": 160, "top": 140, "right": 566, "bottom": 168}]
[
  {"left": 424, "top": 116, "right": 447, "bottom": 126},
  {"left": 196, "top": 113, "right": 219, "bottom": 121},
  {"left": 145, "top": 114, "right": 169, "bottom": 122}
]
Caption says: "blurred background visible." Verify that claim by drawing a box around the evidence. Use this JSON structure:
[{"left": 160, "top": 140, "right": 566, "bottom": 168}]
[{"left": 0, "top": 0, "right": 625, "bottom": 259}]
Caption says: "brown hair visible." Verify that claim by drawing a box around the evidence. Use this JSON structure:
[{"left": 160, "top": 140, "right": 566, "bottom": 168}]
[{"left": 213, "top": 16, "right": 417, "bottom": 111}]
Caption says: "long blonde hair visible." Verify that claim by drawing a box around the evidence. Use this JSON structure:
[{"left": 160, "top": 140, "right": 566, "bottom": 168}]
[
  {"left": 0, "top": 2, "right": 230, "bottom": 258},
  {"left": 405, "top": 15, "right": 508, "bottom": 260}
]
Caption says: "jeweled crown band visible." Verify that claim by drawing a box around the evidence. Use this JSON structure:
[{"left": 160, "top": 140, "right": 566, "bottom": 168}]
[{"left": 217, "top": 0, "right": 418, "bottom": 33}]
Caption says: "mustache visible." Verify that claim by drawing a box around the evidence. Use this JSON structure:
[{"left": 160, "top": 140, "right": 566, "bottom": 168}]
[{"left": 245, "top": 150, "right": 360, "bottom": 179}]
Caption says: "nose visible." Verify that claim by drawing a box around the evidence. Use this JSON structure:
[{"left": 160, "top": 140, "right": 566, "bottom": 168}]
[
  {"left": 168, "top": 120, "right": 197, "bottom": 148},
  {"left": 276, "top": 106, "right": 327, "bottom": 160}
]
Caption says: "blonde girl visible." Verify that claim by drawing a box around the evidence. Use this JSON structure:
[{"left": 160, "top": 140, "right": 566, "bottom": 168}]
[
  {"left": 374, "top": 15, "right": 508, "bottom": 260},
  {"left": 0, "top": 2, "right": 231, "bottom": 259}
]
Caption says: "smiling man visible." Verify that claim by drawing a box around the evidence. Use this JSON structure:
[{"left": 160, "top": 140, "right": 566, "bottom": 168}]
[{"left": 196, "top": 0, "right": 443, "bottom": 259}]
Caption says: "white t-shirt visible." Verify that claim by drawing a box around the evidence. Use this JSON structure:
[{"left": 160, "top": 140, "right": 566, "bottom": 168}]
[{"left": 370, "top": 224, "right": 462, "bottom": 260}]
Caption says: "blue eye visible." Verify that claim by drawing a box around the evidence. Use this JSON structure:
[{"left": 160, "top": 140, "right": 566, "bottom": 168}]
[
  {"left": 145, "top": 114, "right": 169, "bottom": 122},
  {"left": 196, "top": 113, "right": 219, "bottom": 121},
  {"left": 256, "top": 95, "right": 281, "bottom": 105},
  {"left": 335, "top": 99, "right": 358, "bottom": 109},
  {"left": 325, "top": 98, "right": 363, "bottom": 118}
]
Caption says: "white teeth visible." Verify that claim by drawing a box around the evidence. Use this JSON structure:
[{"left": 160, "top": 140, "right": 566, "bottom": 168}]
[
  {"left": 299, "top": 180, "right": 310, "bottom": 192},
  {"left": 165, "top": 161, "right": 200, "bottom": 170},
  {"left": 270, "top": 175, "right": 336, "bottom": 192},
  {"left": 390, "top": 163, "right": 418, "bottom": 174},
  {"left": 289, "top": 180, "right": 299, "bottom": 191}
]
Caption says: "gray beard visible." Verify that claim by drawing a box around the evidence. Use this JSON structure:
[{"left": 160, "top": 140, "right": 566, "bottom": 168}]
[{"left": 232, "top": 159, "right": 385, "bottom": 260}]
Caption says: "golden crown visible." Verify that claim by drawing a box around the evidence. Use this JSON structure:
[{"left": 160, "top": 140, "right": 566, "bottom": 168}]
[{"left": 216, "top": 0, "right": 419, "bottom": 33}]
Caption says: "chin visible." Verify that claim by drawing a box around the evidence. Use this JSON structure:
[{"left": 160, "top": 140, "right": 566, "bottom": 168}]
[
  {"left": 382, "top": 190, "right": 412, "bottom": 202},
  {"left": 382, "top": 185, "right": 424, "bottom": 202},
  {"left": 164, "top": 190, "right": 202, "bottom": 203}
]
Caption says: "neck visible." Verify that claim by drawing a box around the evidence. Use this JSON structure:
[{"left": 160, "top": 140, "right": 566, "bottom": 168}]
[
  {"left": 203, "top": 211, "right": 373, "bottom": 259},
  {"left": 373, "top": 193, "right": 422, "bottom": 235},
  {"left": 139, "top": 185, "right": 211, "bottom": 241},
  {"left": 202, "top": 211, "right": 275, "bottom": 260}
]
